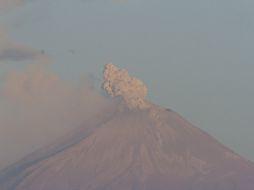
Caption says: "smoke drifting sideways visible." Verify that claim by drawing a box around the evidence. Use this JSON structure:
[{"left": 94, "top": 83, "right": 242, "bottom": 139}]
[
  {"left": 0, "top": 64, "right": 116, "bottom": 170},
  {"left": 0, "top": 28, "right": 48, "bottom": 63},
  {"left": 0, "top": 0, "right": 116, "bottom": 170}
]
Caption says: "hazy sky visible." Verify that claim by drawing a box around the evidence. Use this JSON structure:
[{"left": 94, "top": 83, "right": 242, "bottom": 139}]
[{"left": 0, "top": 0, "right": 254, "bottom": 163}]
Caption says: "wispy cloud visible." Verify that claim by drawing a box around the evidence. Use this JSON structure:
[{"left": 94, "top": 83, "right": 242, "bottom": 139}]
[
  {"left": 0, "top": 0, "right": 47, "bottom": 63},
  {"left": 0, "top": 46, "right": 43, "bottom": 62},
  {"left": 0, "top": 28, "right": 48, "bottom": 63}
]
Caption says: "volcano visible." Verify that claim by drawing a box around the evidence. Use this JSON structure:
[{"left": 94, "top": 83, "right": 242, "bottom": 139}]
[{"left": 1, "top": 64, "right": 254, "bottom": 190}]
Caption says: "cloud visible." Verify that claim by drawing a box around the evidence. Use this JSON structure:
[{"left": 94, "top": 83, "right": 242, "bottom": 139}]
[
  {"left": 0, "top": 64, "right": 115, "bottom": 169},
  {"left": 0, "top": 29, "right": 48, "bottom": 63},
  {"left": 0, "top": 0, "right": 49, "bottom": 63},
  {"left": 0, "top": 47, "right": 43, "bottom": 62}
]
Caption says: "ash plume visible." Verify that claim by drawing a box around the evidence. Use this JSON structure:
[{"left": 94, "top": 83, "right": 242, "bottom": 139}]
[{"left": 103, "top": 63, "right": 151, "bottom": 110}]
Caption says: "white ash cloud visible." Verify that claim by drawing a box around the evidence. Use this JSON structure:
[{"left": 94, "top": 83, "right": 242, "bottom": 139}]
[{"left": 103, "top": 63, "right": 150, "bottom": 110}]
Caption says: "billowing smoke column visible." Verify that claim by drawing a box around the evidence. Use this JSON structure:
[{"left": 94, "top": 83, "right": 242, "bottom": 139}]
[{"left": 103, "top": 63, "right": 151, "bottom": 110}]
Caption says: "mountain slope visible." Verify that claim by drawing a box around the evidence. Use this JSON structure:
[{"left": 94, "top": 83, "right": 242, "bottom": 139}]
[
  {"left": 1, "top": 107, "right": 254, "bottom": 190},
  {"left": 1, "top": 64, "right": 254, "bottom": 190}
]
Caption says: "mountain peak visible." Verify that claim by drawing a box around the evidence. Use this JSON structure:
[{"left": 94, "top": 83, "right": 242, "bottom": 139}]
[
  {"left": 102, "top": 64, "right": 151, "bottom": 110},
  {"left": 1, "top": 64, "right": 254, "bottom": 190}
]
